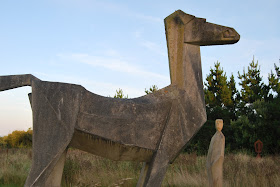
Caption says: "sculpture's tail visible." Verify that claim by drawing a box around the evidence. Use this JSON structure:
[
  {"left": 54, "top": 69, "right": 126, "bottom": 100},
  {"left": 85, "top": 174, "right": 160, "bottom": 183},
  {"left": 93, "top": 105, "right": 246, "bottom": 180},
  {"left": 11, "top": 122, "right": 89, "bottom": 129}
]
[{"left": 0, "top": 74, "right": 40, "bottom": 91}]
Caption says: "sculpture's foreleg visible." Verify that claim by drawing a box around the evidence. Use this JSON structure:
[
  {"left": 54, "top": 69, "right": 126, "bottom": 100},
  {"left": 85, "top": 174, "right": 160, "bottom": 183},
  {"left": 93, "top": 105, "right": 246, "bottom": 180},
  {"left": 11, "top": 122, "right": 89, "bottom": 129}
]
[
  {"left": 137, "top": 151, "right": 169, "bottom": 187},
  {"left": 138, "top": 101, "right": 186, "bottom": 187}
]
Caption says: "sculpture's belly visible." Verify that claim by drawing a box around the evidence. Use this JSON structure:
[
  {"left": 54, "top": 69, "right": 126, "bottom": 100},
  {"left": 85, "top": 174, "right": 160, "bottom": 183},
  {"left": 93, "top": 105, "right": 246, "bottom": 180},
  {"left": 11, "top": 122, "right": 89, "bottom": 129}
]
[{"left": 69, "top": 129, "right": 154, "bottom": 162}]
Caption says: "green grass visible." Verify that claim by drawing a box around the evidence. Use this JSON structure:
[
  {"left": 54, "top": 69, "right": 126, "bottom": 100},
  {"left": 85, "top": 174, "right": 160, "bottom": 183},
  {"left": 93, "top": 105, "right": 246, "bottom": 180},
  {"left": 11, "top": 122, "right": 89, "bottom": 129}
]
[{"left": 0, "top": 148, "right": 279, "bottom": 186}]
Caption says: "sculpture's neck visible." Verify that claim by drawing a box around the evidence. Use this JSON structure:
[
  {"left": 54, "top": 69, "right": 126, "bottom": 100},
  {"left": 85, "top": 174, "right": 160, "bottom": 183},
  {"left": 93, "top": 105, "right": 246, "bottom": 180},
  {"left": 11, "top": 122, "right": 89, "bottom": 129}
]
[
  {"left": 165, "top": 16, "right": 203, "bottom": 90},
  {"left": 171, "top": 44, "right": 202, "bottom": 90}
]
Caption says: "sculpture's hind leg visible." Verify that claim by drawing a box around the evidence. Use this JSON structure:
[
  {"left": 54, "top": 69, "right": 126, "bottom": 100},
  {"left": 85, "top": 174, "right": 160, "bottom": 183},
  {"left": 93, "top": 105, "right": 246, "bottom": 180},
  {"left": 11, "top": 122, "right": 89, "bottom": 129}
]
[
  {"left": 45, "top": 149, "right": 67, "bottom": 186},
  {"left": 26, "top": 92, "right": 68, "bottom": 186},
  {"left": 24, "top": 111, "right": 72, "bottom": 187},
  {"left": 137, "top": 162, "right": 149, "bottom": 187},
  {"left": 25, "top": 81, "right": 83, "bottom": 186},
  {"left": 25, "top": 148, "right": 67, "bottom": 187},
  {"left": 27, "top": 93, "right": 67, "bottom": 186},
  {"left": 24, "top": 123, "right": 70, "bottom": 187},
  {"left": 137, "top": 151, "right": 169, "bottom": 187}
]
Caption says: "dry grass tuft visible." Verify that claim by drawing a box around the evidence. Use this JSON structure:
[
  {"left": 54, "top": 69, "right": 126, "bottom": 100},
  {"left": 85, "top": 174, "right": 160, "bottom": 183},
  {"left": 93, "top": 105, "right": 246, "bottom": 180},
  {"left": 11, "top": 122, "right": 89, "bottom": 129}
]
[
  {"left": 224, "top": 153, "right": 280, "bottom": 187},
  {"left": 0, "top": 148, "right": 279, "bottom": 186},
  {"left": 0, "top": 148, "right": 31, "bottom": 186}
]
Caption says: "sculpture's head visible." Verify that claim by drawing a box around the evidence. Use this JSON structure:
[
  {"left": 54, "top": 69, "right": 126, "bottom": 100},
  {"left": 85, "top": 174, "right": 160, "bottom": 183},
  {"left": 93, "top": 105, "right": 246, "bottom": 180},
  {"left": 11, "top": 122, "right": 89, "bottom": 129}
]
[
  {"left": 215, "top": 119, "right": 223, "bottom": 132},
  {"left": 165, "top": 10, "right": 240, "bottom": 46}
]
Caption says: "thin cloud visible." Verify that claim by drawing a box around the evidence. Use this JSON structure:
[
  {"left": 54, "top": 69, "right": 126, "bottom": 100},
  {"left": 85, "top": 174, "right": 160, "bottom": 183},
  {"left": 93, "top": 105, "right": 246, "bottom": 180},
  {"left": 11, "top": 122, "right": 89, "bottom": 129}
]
[
  {"left": 55, "top": 0, "right": 163, "bottom": 24},
  {"left": 202, "top": 37, "right": 280, "bottom": 88},
  {"left": 133, "top": 31, "right": 142, "bottom": 38},
  {"left": 141, "top": 40, "right": 167, "bottom": 57},
  {"left": 57, "top": 53, "right": 169, "bottom": 82},
  {"left": 54, "top": 0, "right": 125, "bottom": 12},
  {"left": 35, "top": 73, "right": 147, "bottom": 98},
  {"left": 135, "top": 14, "right": 162, "bottom": 23}
]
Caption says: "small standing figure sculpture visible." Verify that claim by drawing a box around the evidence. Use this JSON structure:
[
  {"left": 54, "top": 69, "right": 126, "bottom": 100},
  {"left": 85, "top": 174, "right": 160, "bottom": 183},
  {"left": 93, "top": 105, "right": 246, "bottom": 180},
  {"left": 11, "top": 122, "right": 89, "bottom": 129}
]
[
  {"left": 206, "top": 119, "right": 225, "bottom": 187},
  {"left": 254, "top": 139, "right": 263, "bottom": 159}
]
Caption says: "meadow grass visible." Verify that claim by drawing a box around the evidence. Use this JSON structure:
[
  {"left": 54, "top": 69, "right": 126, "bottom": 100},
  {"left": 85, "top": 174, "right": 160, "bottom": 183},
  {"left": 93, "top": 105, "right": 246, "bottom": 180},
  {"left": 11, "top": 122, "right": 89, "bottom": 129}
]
[{"left": 0, "top": 148, "right": 279, "bottom": 186}]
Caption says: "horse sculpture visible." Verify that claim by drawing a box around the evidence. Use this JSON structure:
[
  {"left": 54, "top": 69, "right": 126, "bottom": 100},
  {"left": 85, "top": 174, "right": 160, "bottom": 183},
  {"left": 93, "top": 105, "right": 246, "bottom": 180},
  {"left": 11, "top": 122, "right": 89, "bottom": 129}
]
[{"left": 0, "top": 10, "right": 239, "bottom": 187}]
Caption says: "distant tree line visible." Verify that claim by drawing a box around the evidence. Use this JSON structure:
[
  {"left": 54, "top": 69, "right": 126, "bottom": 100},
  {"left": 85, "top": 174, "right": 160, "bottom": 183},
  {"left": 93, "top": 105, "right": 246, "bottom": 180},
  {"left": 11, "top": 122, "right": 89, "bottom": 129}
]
[
  {"left": 1, "top": 57, "right": 279, "bottom": 155},
  {"left": 187, "top": 57, "right": 280, "bottom": 155},
  {"left": 0, "top": 128, "right": 32, "bottom": 148}
]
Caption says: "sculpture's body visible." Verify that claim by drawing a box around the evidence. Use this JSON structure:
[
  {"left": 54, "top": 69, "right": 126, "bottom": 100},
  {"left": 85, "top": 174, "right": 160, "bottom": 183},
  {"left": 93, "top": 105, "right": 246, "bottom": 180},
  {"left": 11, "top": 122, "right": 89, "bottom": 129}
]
[
  {"left": 0, "top": 10, "right": 239, "bottom": 187},
  {"left": 206, "top": 119, "right": 225, "bottom": 187}
]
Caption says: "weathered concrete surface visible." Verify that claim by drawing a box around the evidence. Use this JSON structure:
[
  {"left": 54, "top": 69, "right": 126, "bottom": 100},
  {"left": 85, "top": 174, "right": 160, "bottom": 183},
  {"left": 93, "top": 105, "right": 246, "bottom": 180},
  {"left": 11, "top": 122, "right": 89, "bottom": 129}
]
[
  {"left": 206, "top": 119, "right": 225, "bottom": 187},
  {"left": 45, "top": 150, "right": 67, "bottom": 187},
  {"left": 0, "top": 10, "right": 239, "bottom": 187}
]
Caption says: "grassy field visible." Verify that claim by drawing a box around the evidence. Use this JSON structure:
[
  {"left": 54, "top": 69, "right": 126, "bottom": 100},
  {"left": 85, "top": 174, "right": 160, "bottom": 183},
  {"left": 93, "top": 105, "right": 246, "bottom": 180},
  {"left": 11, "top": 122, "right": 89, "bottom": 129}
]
[{"left": 0, "top": 148, "right": 279, "bottom": 187}]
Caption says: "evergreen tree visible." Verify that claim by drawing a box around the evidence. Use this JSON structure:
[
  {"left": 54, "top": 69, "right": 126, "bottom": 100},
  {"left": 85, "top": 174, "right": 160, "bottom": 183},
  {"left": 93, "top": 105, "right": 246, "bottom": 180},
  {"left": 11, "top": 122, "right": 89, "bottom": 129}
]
[
  {"left": 204, "top": 62, "right": 233, "bottom": 108},
  {"left": 266, "top": 62, "right": 280, "bottom": 153},
  {"left": 187, "top": 62, "right": 238, "bottom": 154},
  {"left": 228, "top": 74, "right": 240, "bottom": 120},
  {"left": 268, "top": 63, "right": 280, "bottom": 96},
  {"left": 231, "top": 58, "right": 280, "bottom": 154},
  {"left": 231, "top": 99, "right": 280, "bottom": 154},
  {"left": 238, "top": 57, "right": 269, "bottom": 104},
  {"left": 204, "top": 62, "right": 238, "bottom": 121},
  {"left": 114, "top": 88, "right": 128, "bottom": 98},
  {"left": 145, "top": 85, "right": 158, "bottom": 94}
]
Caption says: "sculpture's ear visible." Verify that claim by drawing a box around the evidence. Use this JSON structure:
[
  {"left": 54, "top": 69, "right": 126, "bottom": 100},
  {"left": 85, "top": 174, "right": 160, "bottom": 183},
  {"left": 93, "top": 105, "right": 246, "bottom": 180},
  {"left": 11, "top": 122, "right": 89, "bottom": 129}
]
[{"left": 164, "top": 10, "right": 195, "bottom": 26}]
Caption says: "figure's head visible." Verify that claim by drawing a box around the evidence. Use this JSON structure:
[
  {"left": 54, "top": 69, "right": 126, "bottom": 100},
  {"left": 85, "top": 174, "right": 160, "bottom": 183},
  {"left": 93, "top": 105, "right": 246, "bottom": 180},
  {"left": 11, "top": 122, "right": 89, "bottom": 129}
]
[
  {"left": 215, "top": 119, "right": 223, "bottom": 132},
  {"left": 165, "top": 10, "right": 240, "bottom": 46}
]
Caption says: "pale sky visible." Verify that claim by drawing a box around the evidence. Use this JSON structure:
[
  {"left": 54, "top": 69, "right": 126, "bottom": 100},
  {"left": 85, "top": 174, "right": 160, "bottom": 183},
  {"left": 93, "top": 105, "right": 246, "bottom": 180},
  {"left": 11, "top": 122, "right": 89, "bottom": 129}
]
[{"left": 0, "top": 0, "right": 279, "bottom": 136}]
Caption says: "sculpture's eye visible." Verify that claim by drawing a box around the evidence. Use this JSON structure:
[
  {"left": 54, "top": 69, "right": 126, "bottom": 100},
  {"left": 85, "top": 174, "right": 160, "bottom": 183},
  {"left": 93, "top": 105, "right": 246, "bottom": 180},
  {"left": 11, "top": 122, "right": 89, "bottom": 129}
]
[
  {"left": 223, "top": 29, "right": 235, "bottom": 38},
  {"left": 223, "top": 30, "right": 230, "bottom": 38}
]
